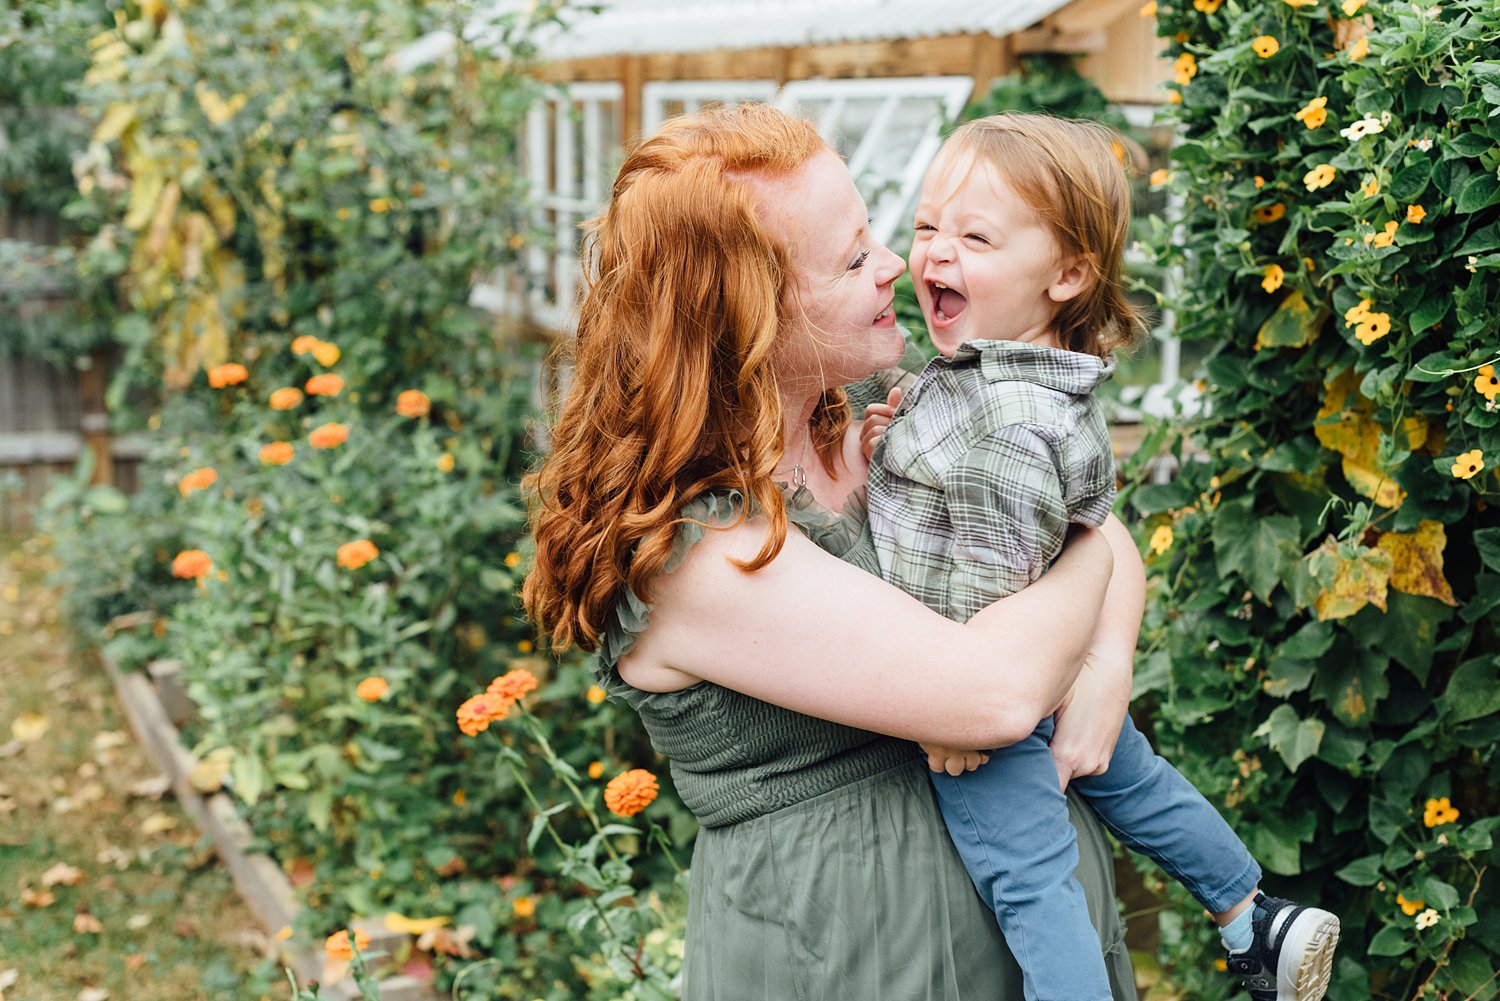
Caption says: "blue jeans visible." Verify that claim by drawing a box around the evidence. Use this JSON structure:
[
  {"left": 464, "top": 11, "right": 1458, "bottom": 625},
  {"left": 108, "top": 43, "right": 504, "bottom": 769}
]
[{"left": 931, "top": 714, "right": 1263, "bottom": 1001}]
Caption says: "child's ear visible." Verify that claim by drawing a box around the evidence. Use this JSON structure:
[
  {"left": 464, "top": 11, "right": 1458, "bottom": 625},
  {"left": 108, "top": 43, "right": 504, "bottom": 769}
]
[{"left": 1047, "top": 254, "right": 1093, "bottom": 304}]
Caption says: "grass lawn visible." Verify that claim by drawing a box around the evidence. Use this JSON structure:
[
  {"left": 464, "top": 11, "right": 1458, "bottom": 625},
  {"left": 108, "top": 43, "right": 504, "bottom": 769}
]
[{"left": 0, "top": 536, "right": 287, "bottom": 1000}]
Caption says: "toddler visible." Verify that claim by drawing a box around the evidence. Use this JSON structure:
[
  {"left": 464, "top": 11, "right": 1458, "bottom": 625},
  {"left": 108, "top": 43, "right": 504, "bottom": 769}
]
[{"left": 861, "top": 114, "right": 1339, "bottom": 1001}]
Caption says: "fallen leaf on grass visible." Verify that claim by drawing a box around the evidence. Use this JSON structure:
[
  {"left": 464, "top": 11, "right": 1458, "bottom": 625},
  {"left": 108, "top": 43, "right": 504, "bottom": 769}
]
[
  {"left": 124, "top": 955, "right": 146, "bottom": 971},
  {"left": 0, "top": 969, "right": 19, "bottom": 990},
  {"left": 139, "top": 813, "right": 178, "bottom": 836},
  {"left": 78, "top": 988, "right": 109, "bottom": 1001},
  {"left": 20, "top": 887, "right": 55, "bottom": 908},
  {"left": 417, "top": 923, "right": 477, "bottom": 958},
  {"left": 91, "top": 731, "right": 128, "bottom": 753},
  {"left": 0, "top": 740, "right": 20, "bottom": 759},
  {"left": 126, "top": 775, "right": 172, "bottom": 799},
  {"left": 124, "top": 914, "right": 150, "bottom": 930},
  {"left": 73, "top": 912, "right": 103, "bottom": 934},
  {"left": 42, "top": 863, "right": 85, "bottom": 887},
  {"left": 95, "top": 846, "right": 130, "bottom": 870},
  {"left": 10, "top": 713, "right": 49, "bottom": 743},
  {"left": 187, "top": 748, "right": 234, "bottom": 793},
  {"left": 173, "top": 917, "right": 197, "bottom": 937}
]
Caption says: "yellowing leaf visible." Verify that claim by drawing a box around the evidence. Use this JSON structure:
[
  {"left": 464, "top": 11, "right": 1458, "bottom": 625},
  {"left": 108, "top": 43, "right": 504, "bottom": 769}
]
[
  {"left": 139, "top": 813, "right": 178, "bottom": 836},
  {"left": 11, "top": 712, "right": 50, "bottom": 743},
  {"left": 385, "top": 912, "right": 451, "bottom": 936},
  {"left": 1255, "top": 290, "right": 1323, "bottom": 350},
  {"left": 1306, "top": 536, "right": 1393, "bottom": 621},
  {"left": 187, "top": 747, "right": 234, "bottom": 793},
  {"left": 1314, "top": 369, "right": 1406, "bottom": 509},
  {"left": 93, "top": 102, "right": 137, "bottom": 145},
  {"left": 1377, "top": 520, "right": 1458, "bottom": 606}
]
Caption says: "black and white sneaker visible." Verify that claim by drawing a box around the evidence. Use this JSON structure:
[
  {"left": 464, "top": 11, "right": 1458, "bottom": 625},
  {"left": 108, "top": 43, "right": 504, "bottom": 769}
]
[{"left": 1224, "top": 892, "right": 1340, "bottom": 1001}]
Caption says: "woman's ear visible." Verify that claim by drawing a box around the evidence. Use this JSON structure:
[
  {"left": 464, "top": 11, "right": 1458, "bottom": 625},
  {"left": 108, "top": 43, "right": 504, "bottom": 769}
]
[{"left": 1047, "top": 254, "right": 1094, "bottom": 304}]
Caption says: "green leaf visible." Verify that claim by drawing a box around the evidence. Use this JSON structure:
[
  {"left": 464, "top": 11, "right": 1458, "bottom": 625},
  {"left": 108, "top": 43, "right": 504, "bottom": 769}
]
[
  {"left": 1447, "top": 132, "right": 1496, "bottom": 157},
  {"left": 1368, "top": 924, "right": 1415, "bottom": 957},
  {"left": 1388, "top": 160, "right": 1434, "bottom": 201},
  {"left": 1257, "top": 703, "right": 1325, "bottom": 773},
  {"left": 1476, "top": 528, "right": 1500, "bottom": 572},
  {"left": 1407, "top": 291, "right": 1451, "bottom": 334},
  {"left": 1212, "top": 503, "right": 1302, "bottom": 603},
  {"left": 230, "top": 751, "right": 268, "bottom": 805},
  {"left": 1334, "top": 854, "right": 1383, "bottom": 886},
  {"left": 1456, "top": 172, "right": 1500, "bottom": 213},
  {"left": 1438, "top": 655, "right": 1500, "bottom": 722}
]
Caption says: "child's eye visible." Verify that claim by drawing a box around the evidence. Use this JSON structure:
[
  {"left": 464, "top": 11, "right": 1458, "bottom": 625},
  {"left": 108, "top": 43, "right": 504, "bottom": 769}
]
[
  {"left": 914, "top": 223, "right": 935, "bottom": 233},
  {"left": 849, "top": 250, "right": 870, "bottom": 271},
  {"left": 964, "top": 233, "right": 991, "bottom": 245}
]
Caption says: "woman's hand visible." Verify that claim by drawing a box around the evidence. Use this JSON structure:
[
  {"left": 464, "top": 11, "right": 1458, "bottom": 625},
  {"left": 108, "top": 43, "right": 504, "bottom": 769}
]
[{"left": 859, "top": 387, "right": 902, "bottom": 462}]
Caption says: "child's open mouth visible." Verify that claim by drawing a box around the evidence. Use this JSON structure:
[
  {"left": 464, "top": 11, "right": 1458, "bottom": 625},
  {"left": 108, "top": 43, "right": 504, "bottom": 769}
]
[{"left": 928, "top": 282, "right": 968, "bottom": 323}]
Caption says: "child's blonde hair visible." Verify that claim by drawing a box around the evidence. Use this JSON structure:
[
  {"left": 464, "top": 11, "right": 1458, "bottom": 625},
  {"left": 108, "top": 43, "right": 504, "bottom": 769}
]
[{"left": 936, "top": 113, "right": 1146, "bottom": 358}]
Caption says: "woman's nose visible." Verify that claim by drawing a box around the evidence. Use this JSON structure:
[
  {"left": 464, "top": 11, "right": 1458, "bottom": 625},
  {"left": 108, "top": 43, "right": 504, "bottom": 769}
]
[{"left": 875, "top": 244, "right": 906, "bottom": 284}]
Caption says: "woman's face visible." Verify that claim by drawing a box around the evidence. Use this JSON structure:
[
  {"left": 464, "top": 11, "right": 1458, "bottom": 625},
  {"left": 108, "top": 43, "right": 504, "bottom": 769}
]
[{"left": 753, "top": 150, "right": 907, "bottom": 391}]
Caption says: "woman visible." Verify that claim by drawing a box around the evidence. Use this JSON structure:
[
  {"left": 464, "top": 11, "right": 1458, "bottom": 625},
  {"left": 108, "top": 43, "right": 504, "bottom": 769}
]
[{"left": 524, "top": 104, "right": 1140, "bottom": 1000}]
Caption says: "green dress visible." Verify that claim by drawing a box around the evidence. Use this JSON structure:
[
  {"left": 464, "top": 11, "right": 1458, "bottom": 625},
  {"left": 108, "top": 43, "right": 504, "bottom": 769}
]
[{"left": 595, "top": 489, "right": 1137, "bottom": 1001}]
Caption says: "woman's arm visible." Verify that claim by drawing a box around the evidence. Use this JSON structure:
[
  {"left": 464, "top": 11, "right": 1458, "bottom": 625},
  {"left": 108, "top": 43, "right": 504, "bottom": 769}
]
[
  {"left": 620, "top": 517, "right": 1114, "bottom": 749},
  {"left": 1048, "top": 513, "right": 1146, "bottom": 789}
]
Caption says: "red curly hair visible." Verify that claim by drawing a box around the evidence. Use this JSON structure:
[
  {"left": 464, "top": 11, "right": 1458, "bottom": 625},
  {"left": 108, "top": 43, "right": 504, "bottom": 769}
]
[{"left": 523, "top": 104, "right": 846, "bottom": 652}]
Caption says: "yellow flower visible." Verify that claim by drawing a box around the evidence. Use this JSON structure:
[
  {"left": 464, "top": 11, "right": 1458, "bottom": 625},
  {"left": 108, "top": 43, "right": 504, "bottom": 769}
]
[
  {"left": 456, "top": 692, "right": 509, "bottom": 735},
  {"left": 208, "top": 363, "right": 249, "bottom": 388},
  {"left": 1304, "top": 164, "right": 1336, "bottom": 191},
  {"left": 1168, "top": 91, "right": 1183, "bottom": 105},
  {"left": 1343, "top": 298, "right": 1373, "bottom": 326},
  {"left": 1193, "top": 0, "right": 1221, "bottom": 12},
  {"left": 1253, "top": 203, "right": 1286, "bottom": 224},
  {"left": 1252, "top": 36, "right": 1279, "bottom": 59},
  {"left": 1294, "top": 97, "right": 1328, "bottom": 129},
  {"left": 305, "top": 373, "right": 344, "bottom": 396},
  {"left": 325, "top": 928, "right": 371, "bottom": 960},
  {"left": 172, "top": 549, "right": 213, "bottom": 579},
  {"left": 275, "top": 925, "right": 294, "bottom": 941},
  {"left": 260, "top": 441, "right": 295, "bottom": 465},
  {"left": 1283, "top": 0, "right": 1318, "bottom": 6},
  {"left": 395, "top": 389, "right": 431, "bottom": 418},
  {"left": 588, "top": 760, "right": 605, "bottom": 779},
  {"left": 1397, "top": 893, "right": 1425, "bottom": 917},
  {"left": 338, "top": 540, "right": 379, "bottom": 570},
  {"left": 291, "top": 335, "right": 320, "bottom": 356},
  {"left": 1149, "top": 168, "right": 1172, "bottom": 187},
  {"left": 1261, "top": 264, "right": 1285, "bottom": 293},
  {"left": 178, "top": 466, "right": 218, "bottom": 497},
  {"left": 436, "top": 453, "right": 455, "bottom": 472},
  {"left": 1415, "top": 908, "right": 1440, "bottom": 930},
  {"left": 586, "top": 685, "right": 608, "bottom": 704},
  {"left": 1174, "top": 53, "right": 1198, "bottom": 86},
  {"left": 1354, "top": 312, "right": 1391, "bottom": 345},
  {"left": 487, "top": 668, "right": 539, "bottom": 703},
  {"left": 1349, "top": 36, "right": 1369, "bottom": 60},
  {"left": 1450, "top": 451, "right": 1484, "bottom": 481},
  {"left": 356, "top": 676, "right": 389, "bottom": 701},
  {"left": 1149, "top": 524, "right": 1174, "bottom": 555},
  {"left": 311, "top": 341, "right": 341, "bottom": 367},
  {"left": 269, "top": 386, "right": 304, "bottom": 410},
  {"left": 1254, "top": 175, "right": 1266, "bottom": 189},
  {"left": 1361, "top": 177, "right": 1380, "bottom": 198},
  {"left": 1371, "top": 221, "right": 1399, "bottom": 249},
  {"left": 517, "top": 639, "right": 534, "bottom": 654},
  {"left": 504, "top": 551, "right": 521, "bottom": 568},
  {"left": 309, "top": 422, "right": 349, "bottom": 449},
  {"left": 513, "top": 896, "right": 536, "bottom": 918},
  {"left": 1407, "top": 204, "right": 1426, "bottom": 224},
  {"left": 1342, "top": 0, "right": 1367, "bottom": 14},
  {"left": 604, "top": 769, "right": 660, "bottom": 816},
  {"left": 1474, "top": 365, "right": 1500, "bottom": 401},
  {"left": 336, "top": 207, "right": 351, "bottom": 220},
  {"left": 369, "top": 197, "right": 393, "bottom": 213}
]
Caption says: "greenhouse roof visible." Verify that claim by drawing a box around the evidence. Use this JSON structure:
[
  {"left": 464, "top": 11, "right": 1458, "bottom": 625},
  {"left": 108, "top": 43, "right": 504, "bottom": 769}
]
[{"left": 480, "top": 0, "right": 1079, "bottom": 60}]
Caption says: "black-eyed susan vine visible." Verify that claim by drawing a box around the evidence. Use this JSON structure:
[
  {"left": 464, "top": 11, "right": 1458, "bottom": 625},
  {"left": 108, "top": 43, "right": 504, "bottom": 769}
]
[{"left": 1126, "top": 2, "right": 1500, "bottom": 998}]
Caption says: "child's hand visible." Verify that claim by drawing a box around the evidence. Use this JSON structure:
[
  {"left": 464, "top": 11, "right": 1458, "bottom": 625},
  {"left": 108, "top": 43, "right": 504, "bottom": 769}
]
[
  {"left": 859, "top": 387, "right": 903, "bottom": 462},
  {"left": 919, "top": 741, "right": 990, "bottom": 776}
]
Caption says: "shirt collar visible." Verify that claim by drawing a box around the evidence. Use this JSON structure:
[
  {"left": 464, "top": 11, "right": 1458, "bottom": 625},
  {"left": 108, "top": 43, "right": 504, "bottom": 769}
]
[{"left": 946, "top": 339, "right": 1115, "bottom": 395}]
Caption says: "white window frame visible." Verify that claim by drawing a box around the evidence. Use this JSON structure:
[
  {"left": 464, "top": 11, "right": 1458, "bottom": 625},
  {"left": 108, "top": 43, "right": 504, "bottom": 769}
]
[
  {"left": 641, "top": 80, "right": 779, "bottom": 135},
  {"left": 774, "top": 76, "right": 973, "bottom": 246}
]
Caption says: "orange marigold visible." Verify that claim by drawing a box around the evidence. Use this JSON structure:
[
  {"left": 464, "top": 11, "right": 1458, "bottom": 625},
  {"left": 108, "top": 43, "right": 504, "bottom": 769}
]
[
  {"left": 305, "top": 373, "right": 344, "bottom": 397},
  {"left": 395, "top": 389, "right": 431, "bottom": 418},
  {"left": 356, "top": 676, "right": 389, "bottom": 701},
  {"left": 337, "top": 539, "right": 379, "bottom": 570},
  {"left": 260, "top": 442, "right": 295, "bottom": 465},
  {"left": 487, "top": 668, "right": 539, "bottom": 702},
  {"left": 309, "top": 422, "right": 349, "bottom": 449},
  {"left": 456, "top": 693, "right": 509, "bottom": 736},
  {"left": 172, "top": 549, "right": 213, "bottom": 579},
  {"left": 603, "top": 769, "right": 660, "bottom": 817},
  {"left": 207, "top": 363, "right": 249, "bottom": 388},
  {"left": 178, "top": 466, "right": 218, "bottom": 496},
  {"left": 324, "top": 927, "right": 371, "bottom": 960},
  {"left": 291, "top": 335, "right": 321, "bottom": 356},
  {"left": 269, "top": 387, "right": 304, "bottom": 410},
  {"left": 311, "top": 341, "right": 341, "bottom": 367}
]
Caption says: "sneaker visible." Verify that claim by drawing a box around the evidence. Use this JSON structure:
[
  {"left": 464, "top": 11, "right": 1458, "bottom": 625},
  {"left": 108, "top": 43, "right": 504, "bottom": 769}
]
[{"left": 1224, "top": 892, "right": 1340, "bottom": 1001}]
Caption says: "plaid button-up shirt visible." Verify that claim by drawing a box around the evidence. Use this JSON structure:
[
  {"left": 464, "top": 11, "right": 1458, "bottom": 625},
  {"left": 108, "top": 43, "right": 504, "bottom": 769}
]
[{"left": 866, "top": 339, "right": 1116, "bottom": 623}]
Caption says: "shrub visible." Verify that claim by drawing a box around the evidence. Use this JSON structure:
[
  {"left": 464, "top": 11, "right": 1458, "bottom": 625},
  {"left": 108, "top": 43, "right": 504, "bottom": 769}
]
[{"left": 1131, "top": 3, "right": 1500, "bottom": 998}]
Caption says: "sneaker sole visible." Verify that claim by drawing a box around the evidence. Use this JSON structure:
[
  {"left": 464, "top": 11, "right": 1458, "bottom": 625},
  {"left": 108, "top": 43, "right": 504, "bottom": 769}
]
[{"left": 1276, "top": 908, "right": 1340, "bottom": 1001}]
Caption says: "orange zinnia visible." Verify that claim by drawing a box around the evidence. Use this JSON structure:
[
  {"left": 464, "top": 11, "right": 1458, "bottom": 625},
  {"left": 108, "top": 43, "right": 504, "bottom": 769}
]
[
  {"left": 260, "top": 442, "right": 295, "bottom": 465},
  {"left": 324, "top": 927, "right": 371, "bottom": 960},
  {"left": 356, "top": 677, "right": 389, "bottom": 701},
  {"left": 487, "top": 668, "right": 539, "bottom": 702},
  {"left": 178, "top": 466, "right": 218, "bottom": 496},
  {"left": 337, "top": 539, "right": 379, "bottom": 570},
  {"left": 456, "top": 693, "right": 509, "bottom": 736},
  {"left": 311, "top": 341, "right": 341, "bottom": 367},
  {"left": 309, "top": 423, "right": 349, "bottom": 449},
  {"left": 305, "top": 374, "right": 344, "bottom": 397},
  {"left": 603, "top": 769, "right": 660, "bottom": 817},
  {"left": 395, "top": 389, "right": 431, "bottom": 418},
  {"left": 172, "top": 549, "right": 213, "bottom": 579},
  {"left": 291, "top": 335, "right": 321, "bottom": 356},
  {"left": 269, "top": 387, "right": 304, "bottom": 410},
  {"left": 208, "top": 363, "right": 249, "bottom": 388}
]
